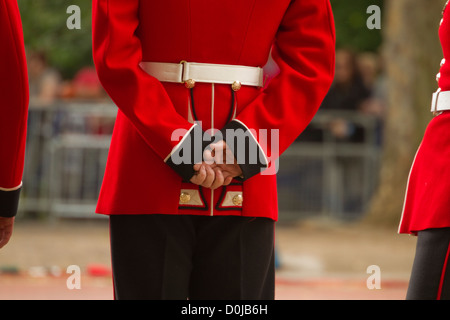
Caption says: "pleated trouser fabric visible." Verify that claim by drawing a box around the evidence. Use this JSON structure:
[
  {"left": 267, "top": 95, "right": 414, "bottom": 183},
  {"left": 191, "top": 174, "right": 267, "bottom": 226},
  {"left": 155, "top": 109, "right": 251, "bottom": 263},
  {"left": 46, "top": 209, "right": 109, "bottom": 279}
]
[{"left": 109, "top": 214, "right": 275, "bottom": 300}]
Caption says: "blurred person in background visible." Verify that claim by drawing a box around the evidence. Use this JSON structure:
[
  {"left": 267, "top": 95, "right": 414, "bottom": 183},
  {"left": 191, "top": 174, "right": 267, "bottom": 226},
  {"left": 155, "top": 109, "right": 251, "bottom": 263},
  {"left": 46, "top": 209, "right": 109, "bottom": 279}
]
[
  {"left": 399, "top": 0, "right": 450, "bottom": 300},
  {"left": 92, "top": 0, "right": 335, "bottom": 300},
  {"left": 321, "top": 48, "right": 372, "bottom": 143},
  {"left": 60, "top": 66, "right": 107, "bottom": 101},
  {"left": 71, "top": 66, "right": 105, "bottom": 100},
  {"left": 298, "top": 48, "right": 373, "bottom": 144},
  {"left": 358, "top": 51, "right": 387, "bottom": 146},
  {"left": 0, "top": 0, "right": 29, "bottom": 249},
  {"left": 27, "top": 50, "right": 61, "bottom": 106},
  {"left": 317, "top": 48, "right": 373, "bottom": 215}
]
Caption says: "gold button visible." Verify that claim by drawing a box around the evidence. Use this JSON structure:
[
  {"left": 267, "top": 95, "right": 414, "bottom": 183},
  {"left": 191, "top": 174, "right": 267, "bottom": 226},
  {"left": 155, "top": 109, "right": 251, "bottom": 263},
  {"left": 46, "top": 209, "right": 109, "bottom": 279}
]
[
  {"left": 180, "top": 192, "right": 191, "bottom": 204},
  {"left": 231, "top": 81, "right": 242, "bottom": 92},
  {"left": 232, "top": 194, "right": 243, "bottom": 206},
  {"left": 185, "top": 79, "right": 196, "bottom": 89}
]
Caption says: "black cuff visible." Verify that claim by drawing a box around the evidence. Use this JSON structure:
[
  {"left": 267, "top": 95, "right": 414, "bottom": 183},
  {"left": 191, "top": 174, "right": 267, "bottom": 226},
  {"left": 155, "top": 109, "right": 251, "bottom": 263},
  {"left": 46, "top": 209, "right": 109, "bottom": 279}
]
[
  {"left": 165, "top": 125, "right": 212, "bottom": 182},
  {"left": 0, "top": 188, "right": 21, "bottom": 218},
  {"left": 220, "top": 120, "right": 268, "bottom": 181}
]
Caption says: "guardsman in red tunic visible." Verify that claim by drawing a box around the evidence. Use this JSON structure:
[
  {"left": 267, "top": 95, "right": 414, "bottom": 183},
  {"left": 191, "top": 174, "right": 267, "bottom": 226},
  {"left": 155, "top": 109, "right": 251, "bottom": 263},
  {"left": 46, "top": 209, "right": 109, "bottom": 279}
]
[
  {"left": 0, "top": 0, "right": 29, "bottom": 249},
  {"left": 92, "top": 0, "right": 335, "bottom": 299},
  {"left": 399, "top": 0, "right": 450, "bottom": 300}
]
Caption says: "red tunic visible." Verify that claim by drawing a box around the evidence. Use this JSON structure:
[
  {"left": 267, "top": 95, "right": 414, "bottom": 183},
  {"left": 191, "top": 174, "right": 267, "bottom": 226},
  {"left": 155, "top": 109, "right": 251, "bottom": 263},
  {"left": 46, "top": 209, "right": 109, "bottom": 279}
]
[
  {"left": 92, "top": 0, "right": 335, "bottom": 220},
  {"left": 0, "top": 0, "right": 29, "bottom": 218},
  {"left": 440, "top": 1, "right": 450, "bottom": 92},
  {"left": 399, "top": 2, "right": 450, "bottom": 234}
]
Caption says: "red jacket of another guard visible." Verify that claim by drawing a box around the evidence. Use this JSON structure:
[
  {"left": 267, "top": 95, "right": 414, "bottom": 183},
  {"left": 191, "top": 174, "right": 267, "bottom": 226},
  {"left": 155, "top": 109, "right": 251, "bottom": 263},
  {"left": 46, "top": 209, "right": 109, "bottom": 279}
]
[
  {"left": 398, "top": 2, "right": 450, "bottom": 235},
  {"left": 439, "top": 2, "right": 450, "bottom": 91},
  {"left": 0, "top": 0, "right": 29, "bottom": 218},
  {"left": 92, "top": 0, "right": 336, "bottom": 220}
]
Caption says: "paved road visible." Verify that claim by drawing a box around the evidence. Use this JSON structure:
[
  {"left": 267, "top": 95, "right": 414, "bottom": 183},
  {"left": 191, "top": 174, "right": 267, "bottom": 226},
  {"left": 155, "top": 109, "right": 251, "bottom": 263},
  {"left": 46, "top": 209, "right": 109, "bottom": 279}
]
[
  {"left": 0, "top": 219, "right": 414, "bottom": 300},
  {"left": 0, "top": 273, "right": 408, "bottom": 300}
]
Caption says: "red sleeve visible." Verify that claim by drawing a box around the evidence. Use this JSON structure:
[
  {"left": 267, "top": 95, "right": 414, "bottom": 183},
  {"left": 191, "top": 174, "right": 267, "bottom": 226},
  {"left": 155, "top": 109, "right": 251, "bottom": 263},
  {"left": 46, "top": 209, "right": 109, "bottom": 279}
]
[
  {"left": 0, "top": 0, "right": 29, "bottom": 217},
  {"left": 221, "top": 0, "right": 336, "bottom": 180},
  {"left": 439, "top": 1, "right": 450, "bottom": 91},
  {"left": 92, "top": 0, "right": 203, "bottom": 181}
]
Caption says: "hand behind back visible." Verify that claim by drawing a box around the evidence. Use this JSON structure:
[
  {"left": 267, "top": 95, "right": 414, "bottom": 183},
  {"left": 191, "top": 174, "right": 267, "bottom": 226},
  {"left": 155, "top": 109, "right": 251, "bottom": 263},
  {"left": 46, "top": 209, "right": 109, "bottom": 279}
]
[{"left": 190, "top": 140, "right": 243, "bottom": 189}]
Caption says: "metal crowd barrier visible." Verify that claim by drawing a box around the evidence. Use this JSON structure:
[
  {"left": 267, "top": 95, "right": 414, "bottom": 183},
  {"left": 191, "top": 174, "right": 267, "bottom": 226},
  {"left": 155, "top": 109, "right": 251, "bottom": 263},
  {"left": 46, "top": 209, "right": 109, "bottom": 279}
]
[
  {"left": 277, "top": 110, "right": 382, "bottom": 221},
  {"left": 19, "top": 103, "right": 381, "bottom": 221},
  {"left": 20, "top": 101, "right": 116, "bottom": 218}
]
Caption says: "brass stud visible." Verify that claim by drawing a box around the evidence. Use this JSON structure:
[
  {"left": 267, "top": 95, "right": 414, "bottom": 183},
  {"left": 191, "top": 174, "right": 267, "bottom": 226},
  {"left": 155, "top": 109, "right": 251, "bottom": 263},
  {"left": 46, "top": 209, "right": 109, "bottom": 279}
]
[
  {"left": 231, "top": 81, "right": 242, "bottom": 92},
  {"left": 185, "top": 79, "right": 196, "bottom": 89},
  {"left": 232, "top": 194, "right": 243, "bottom": 206},
  {"left": 180, "top": 192, "right": 191, "bottom": 204}
]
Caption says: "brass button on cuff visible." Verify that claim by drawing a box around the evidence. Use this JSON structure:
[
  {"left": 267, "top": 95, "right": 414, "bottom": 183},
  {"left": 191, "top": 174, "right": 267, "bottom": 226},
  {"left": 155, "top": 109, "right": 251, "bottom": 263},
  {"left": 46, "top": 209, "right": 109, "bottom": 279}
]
[
  {"left": 180, "top": 192, "right": 191, "bottom": 204},
  {"left": 232, "top": 194, "right": 244, "bottom": 206}
]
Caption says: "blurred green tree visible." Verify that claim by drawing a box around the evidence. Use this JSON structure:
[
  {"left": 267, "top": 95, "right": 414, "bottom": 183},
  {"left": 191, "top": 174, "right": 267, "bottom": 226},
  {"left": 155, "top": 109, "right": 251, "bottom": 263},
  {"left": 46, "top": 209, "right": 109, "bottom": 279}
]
[
  {"left": 18, "top": 0, "right": 93, "bottom": 79},
  {"left": 17, "top": 1, "right": 383, "bottom": 80},
  {"left": 330, "top": 0, "right": 384, "bottom": 52},
  {"left": 366, "top": 0, "right": 445, "bottom": 226}
]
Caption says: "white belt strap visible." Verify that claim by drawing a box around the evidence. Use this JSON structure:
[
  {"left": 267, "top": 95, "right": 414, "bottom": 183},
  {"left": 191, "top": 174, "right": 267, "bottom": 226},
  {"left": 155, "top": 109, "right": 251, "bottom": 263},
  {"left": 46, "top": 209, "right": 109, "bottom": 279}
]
[
  {"left": 431, "top": 89, "right": 450, "bottom": 113},
  {"left": 140, "top": 61, "right": 264, "bottom": 88}
]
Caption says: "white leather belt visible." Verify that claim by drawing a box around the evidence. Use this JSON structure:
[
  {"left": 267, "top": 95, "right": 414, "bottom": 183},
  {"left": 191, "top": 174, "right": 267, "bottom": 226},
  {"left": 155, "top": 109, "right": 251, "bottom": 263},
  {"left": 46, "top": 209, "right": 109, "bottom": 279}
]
[
  {"left": 431, "top": 89, "right": 450, "bottom": 113},
  {"left": 139, "top": 61, "right": 264, "bottom": 89}
]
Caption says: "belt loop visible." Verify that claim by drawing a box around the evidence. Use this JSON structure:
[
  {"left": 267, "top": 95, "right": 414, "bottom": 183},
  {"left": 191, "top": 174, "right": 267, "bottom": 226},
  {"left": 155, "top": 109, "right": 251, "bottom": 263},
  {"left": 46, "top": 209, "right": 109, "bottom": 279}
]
[
  {"left": 433, "top": 88, "right": 442, "bottom": 116},
  {"left": 180, "top": 60, "right": 196, "bottom": 89},
  {"left": 179, "top": 60, "right": 186, "bottom": 80}
]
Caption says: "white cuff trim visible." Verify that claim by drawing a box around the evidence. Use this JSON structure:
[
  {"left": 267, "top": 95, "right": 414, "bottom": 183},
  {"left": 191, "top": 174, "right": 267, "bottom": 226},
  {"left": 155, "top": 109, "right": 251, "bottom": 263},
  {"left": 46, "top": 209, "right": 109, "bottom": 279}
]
[
  {"left": 0, "top": 182, "right": 23, "bottom": 192},
  {"left": 164, "top": 124, "right": 198, "bottom": 163},
  {"left": 231, "top": 119, "right": 270, "bottom": 167}
]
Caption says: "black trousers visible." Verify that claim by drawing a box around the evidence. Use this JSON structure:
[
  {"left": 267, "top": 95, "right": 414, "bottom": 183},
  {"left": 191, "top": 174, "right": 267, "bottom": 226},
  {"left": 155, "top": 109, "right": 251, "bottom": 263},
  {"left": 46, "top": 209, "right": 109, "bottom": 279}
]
[
  {"left": 109, "top": 214, "right": 275, "bottom": 300},
  {"left": 407, "top": 228, "right": 450, "bottom": 300}
]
